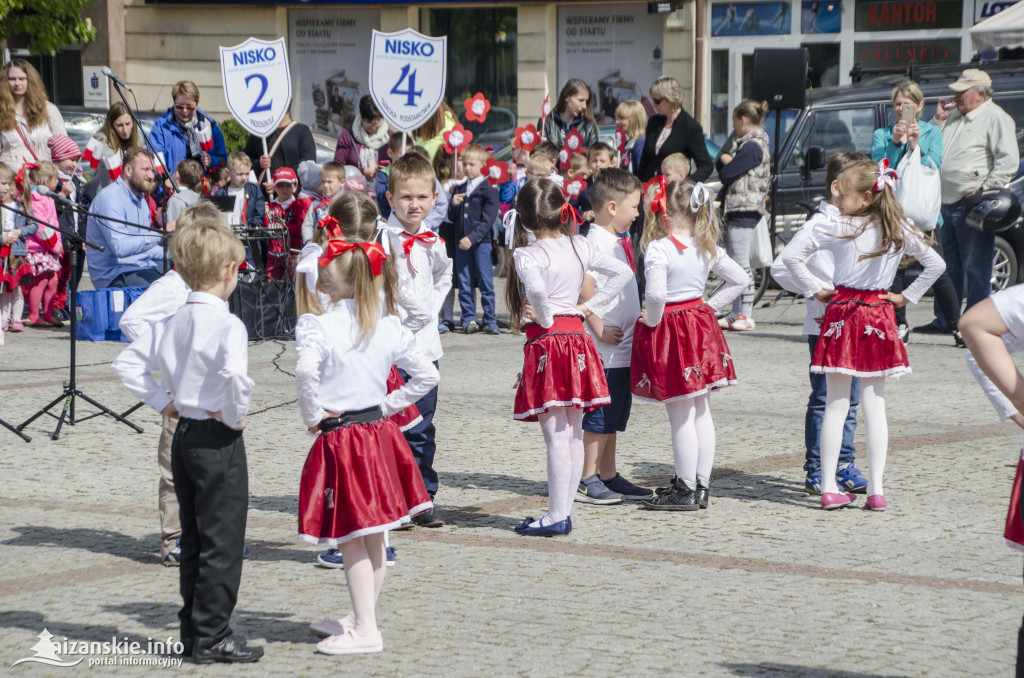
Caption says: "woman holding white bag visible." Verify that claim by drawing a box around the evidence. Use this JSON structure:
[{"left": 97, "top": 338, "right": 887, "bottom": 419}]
[{"left": 871, "top": 79, "right": 965, "bottom": 347}]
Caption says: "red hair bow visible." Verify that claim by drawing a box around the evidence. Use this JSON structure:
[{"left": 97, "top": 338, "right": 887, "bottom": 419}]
[
  {"left": 14, "top": 162, "right": 38, "bottom": 193},
  {"left": 317, "top": 216, "right": 343, "bottom": 239},
  {"left": 644, "top": 176, "right": 669, "bottom": 228},
  {"left": 559, "top": 202, "right": 583, "bottom": 231},
  {"left": 318, "top": 239, "right": 387, "bottom": 277}
]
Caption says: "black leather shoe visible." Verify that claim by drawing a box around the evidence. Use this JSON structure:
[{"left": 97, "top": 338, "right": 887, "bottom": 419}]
[
  {"left": 654, "top": 475, "right": 678, "bottom": 496},
  {"left": 696, "top": 481, "right": 709, "bottom": 509},
  {"left": 640, "top": 479, "right": 699, "bottom": 511},
  {"left": 193, "top": 636, "right": 264, "bottom": 664},
  {"left": 412, "top": 507, "right": 444, "bottom": 528}
]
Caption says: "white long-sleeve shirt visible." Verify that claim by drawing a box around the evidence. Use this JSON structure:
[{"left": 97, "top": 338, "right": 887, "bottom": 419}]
[
  {"left": 770, "top": 202, "right": 839, "bottom": 337},
  {"left": 386, "top": 214, "right": 453, "bottom": 361},
  {"left": 513, "top": 235, "right": 632, "bottom": 329},
  {"left": 584, "top": 226, "right": 641, "bottom": 369},
  {"left": 781, "top": 215, "right": 945, "bottom": 304},
  {"left": 642, "top": 236, "right": 749, "bottom": 327},
  {"left": 118, "top": 269, "right": 191, "bottom": 342},
  {"left": 966, "top": 283, "right": 1024, "bottom": 421},
  {"left": 294, "top": 300, "right": 440, "bottom": 428}
]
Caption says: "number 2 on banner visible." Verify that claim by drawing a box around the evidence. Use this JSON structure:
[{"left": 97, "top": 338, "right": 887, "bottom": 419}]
[
  {"left": 245, "top": 73, "right": 273, "bottom": 114},
  {"left": 390, "top": 64, "right": 423, "bottom": 107}
]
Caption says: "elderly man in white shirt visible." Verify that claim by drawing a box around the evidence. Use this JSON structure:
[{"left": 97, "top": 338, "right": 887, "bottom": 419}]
[{"left": 920, "top": 68, "right": 1020, "bottom": 335}]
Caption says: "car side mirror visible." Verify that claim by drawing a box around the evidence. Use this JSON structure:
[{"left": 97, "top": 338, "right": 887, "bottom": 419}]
[{"left": 806, "top": 146, "right": 826, "bottom": 171}]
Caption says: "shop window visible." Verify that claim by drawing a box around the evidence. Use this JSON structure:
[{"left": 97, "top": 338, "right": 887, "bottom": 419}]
[
  {"left": 426, "top": 8, "right": 517, "bottom": 146},
  {"left": 785, "top": 107, "right": 877, "bottom": 169},
  {"left": 804, "top": 43, "right": 840, "bottom": 88},
  {"left": 18, "top": 49, "right": 83, "bottom": 107},
  {"left": 710, "top": 50, "right": 730, "bottom": 147}
]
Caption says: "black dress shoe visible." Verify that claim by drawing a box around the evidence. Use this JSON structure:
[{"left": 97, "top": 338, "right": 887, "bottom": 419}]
[
  {"left": 640, "top": 479, "right": 699, "bottom": 511},
  {"left": 412, "top": 507, "right": 444, "bottom": 528},
  {"left": 654, "top": 475, "right": 678, "bottom": 496},
  {"left": 193, "top": 636, "right": 264, "bottom": 664},
  {"left": 696, "top": 481, "right": 709, "bottom": 509}
]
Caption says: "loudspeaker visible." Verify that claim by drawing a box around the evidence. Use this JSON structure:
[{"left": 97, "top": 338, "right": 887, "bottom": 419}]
[
  {"left": 229, "top": 279, "right": 297, "bottom": 341},
  {"left": 751, "top": 48, "right": 808, "bottom": 110}
]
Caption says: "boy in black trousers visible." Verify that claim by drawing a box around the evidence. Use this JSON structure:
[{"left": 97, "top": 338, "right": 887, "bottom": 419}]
[{"left": 448, "top": 143, "right": 500, "bottom": 334}]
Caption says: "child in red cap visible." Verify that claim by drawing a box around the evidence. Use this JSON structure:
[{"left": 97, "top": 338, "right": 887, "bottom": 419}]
[{"left": 264, "top": 167, "right": 310, "bottom": 280}]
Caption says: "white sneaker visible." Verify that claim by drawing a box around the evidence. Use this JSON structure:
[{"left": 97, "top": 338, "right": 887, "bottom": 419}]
[
  {"left": 310, "top": 617, "right": 351, "bottom": 638},
  {"left": 718, "top": 314, "right": 735, "bottom": 329},
  {"left": 315, "top": 630, "right": 383, "bottom": 655},
  {"left": 729, "top": 315, "right": 756, "bottom": 331}
]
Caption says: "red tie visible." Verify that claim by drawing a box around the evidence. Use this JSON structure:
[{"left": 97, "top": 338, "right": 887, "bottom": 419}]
[
  {"left": 619, "top": 235, "right": 636, "bottom": 272},
  {"left": 401, "top": 230, "right": 440, "bottom": 274}
]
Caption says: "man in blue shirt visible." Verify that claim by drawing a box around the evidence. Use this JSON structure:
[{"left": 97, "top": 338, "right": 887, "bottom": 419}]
[{"left": 87, "top": 147, "right": 166, "bottom": 289}]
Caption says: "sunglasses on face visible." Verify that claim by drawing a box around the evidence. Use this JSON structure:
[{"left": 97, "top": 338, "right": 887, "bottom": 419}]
[
  {"left": 175, "top": 104, "right": 196, "bottom": 112},
  {"left": 652, "top": 97, "right": 664, "bottom": 106}
]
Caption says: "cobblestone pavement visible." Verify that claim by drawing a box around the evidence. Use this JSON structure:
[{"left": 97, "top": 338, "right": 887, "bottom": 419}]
[{"left": 0, "top": 291, "right": 1022, "bottom": 677}]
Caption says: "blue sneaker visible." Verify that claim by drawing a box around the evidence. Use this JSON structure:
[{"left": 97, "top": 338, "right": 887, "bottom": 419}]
[
  {"left": 804, "top": 468, "right": 822, "bottom": 495},
  {"left": 836, "top": 463, "right": 868, "bottom": 494},
  {"left": 317, "top": 546, "right": 399, "bottom": 569}
]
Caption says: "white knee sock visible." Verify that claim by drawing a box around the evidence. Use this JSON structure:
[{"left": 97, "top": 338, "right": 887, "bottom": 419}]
[
  {"left": 693, "top": 394, "right": 716, "bottom": 487},
  {"left": 666, "top": 399, "right": 698, "bottom": 489},
  {"left": 820, "top": 374, "right": 853, "bottom": 495},
  {"left": 859, "top": 377, "right": 888, "bottom": 496},
  {"left": 339, "top": 536, "right": 380, "bottom": 637},
  {"left": 537, "top": 408, "right": 574, "bottom": 526}
]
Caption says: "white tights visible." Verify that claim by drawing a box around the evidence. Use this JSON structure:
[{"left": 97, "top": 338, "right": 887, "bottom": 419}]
[
  {"left": 338, "top": 532, "right": 386, "bottom": 637},
  {"left": 534, "top": 407, "right": 584, "bottom": 527},
  {"left": 665, "top": 394, "right": 716, "bottom": 489},
  {"left": 820, "top": 374, "right": 887, "bottom": 496}
]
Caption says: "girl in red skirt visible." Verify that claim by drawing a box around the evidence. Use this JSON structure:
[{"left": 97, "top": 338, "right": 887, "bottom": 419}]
[
  {"left": 294, "top": 199, "right": 439, "bottom": 655},
  {"left": 630, "top": 178, "right": 749, "bottom": 511},
  {"left": 506, "top": 178, "right": 633, "bottom": 536},
  {"left": 782, "top": 159, "right": 945, "bottom": 510}
]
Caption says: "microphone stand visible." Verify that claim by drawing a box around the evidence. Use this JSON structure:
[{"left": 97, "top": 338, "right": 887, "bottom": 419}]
[
  {"left": 105, "top": 71, "right": 178, "bottom": 274},
  {"left": 8, "top": 204, "right": 145, "bottom": 441}
]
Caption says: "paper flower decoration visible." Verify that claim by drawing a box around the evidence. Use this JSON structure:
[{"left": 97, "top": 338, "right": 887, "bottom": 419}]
[
  {"left": 614, "top": 126, "right": 627, "bottom": 154},
  {"left": 513, "top": 124, "right": 539, "bottom": 152},
  {"left": 483, "top": 158, "right": 509, "bottom": 186},
  {"left": 464, "top": 92, "right": 491, "bottom": 123},
  {"left": 558, "top": 146, "right": 574, "bottom": 171},
  {"left": 564, "top": 129, "right": 584, "bottom": 153},
  {"left": 443, "top": 123, "right": 473, "bottom": 154},
  {"left": 564, "top": 177, "right": 585, "bottom": 199}
]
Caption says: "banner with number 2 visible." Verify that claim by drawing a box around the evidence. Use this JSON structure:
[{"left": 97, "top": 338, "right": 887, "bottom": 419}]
[{"left": 369, "top": 29, "right": 447, "bottom": 133}]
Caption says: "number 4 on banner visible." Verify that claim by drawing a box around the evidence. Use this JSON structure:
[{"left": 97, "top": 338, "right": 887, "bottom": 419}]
[{"left": 391, "top": 64, "right": 423, "bottom": 107}]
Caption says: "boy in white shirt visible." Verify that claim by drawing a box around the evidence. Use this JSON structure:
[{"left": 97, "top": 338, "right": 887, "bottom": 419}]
[
  {"left": 386, "top": 152, "right": 452, "bottom": 527},
  {"left": 112, "top": 215, "right": 262, "bottom": 664},
  {"left": 577, "top": 168, "right": 653, "bottom": 503},
  {"left": 769, "top": 152, "right": 867, "bottom": 495}
]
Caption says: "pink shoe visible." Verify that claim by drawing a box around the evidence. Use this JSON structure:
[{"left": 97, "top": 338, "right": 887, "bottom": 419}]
[
  {"left": 315, "top": 630, "right": 383, "bottom": 655},
  {"left": 821, "top": 492, "right": 856, "bottom": 510},
  {"left": 865, "top": 495, "right": 887, "bottom": 511},
  {"left": 9, "top": 320, "right": 24, "bottom": 332}
]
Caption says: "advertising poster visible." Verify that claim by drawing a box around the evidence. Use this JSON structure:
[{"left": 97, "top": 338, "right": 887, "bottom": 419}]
[
  {"left": 975, "top": 0, "right": 1020, "bottom": 23},
  {"left": 802, "top": 1, "right": 842, "bottom": 33},
  {"left": 711, "top": 2, "right": 793, "bottom": 37},
  {"left": 288, "top": 8, "right": 379, "bottom": 135},
  {"left": 854, "top": 0, "right": 963, "bottom": 31},
  {"left": 557, "top": 4, "right": 664, "bottom": 123}
]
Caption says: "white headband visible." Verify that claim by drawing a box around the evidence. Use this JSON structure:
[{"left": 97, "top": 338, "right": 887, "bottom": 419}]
[{"left": 295, "top": 242, "right": 324, "bottom": 294}]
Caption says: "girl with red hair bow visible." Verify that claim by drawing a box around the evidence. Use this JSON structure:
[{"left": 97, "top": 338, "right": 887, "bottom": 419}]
[{"left": 294, "top": 191, "right": 439, "bottom": 657}]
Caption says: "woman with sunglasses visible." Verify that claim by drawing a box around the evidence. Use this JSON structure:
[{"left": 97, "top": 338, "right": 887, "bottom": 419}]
[
  {"left": 636, "top": 77, "right": 713, "bottom": 184},
  {"left": 150, "top": 80, "right": 227, "bottom": 178}
]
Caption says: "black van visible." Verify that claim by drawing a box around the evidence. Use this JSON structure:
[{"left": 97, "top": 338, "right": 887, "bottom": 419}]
[{"left": 771, "top": 61, "right": 1024, "bottom": 292}]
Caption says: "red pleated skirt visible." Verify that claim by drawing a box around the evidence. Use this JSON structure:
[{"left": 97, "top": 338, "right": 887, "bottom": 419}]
[
  {"left": 513, "top": 316, "right": 610, "bottom": 422},
  {"left": 1005, "top": 449, "right": 1024, "bottom": 552},
  {"left": 298, "top": 417, "right": 432, "bottom": 546},
  {"left": 811, "top": 287, "right": 910, "bottom": 378},
  {"left": 386, "top": 367, "right": 423, "bottom": 432},
  {"left": 630, "top": 298, "right": 737, "bottom": 403}
]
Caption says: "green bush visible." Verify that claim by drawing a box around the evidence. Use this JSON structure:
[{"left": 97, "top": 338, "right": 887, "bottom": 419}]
[{"left": 220, "top": 118, "right": 250, "bottom": 154}]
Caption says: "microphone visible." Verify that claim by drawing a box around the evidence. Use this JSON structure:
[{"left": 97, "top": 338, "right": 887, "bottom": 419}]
[
  {"left": 37, "top": 186, "right": 76, "bottom": 206},
  {"left": 101, "top": 66, "right": 132, "bottom": 92}
]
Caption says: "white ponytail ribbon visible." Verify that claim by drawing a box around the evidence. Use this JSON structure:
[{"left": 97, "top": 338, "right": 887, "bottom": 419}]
[
  {"left": 375, "top": 216, "right": 391, "bottom": 257},
  {"left": 295, "top": 242, "right": 324, "bottom": 294},
  {"left": 689, "top": 182, "right": 711, "bottom": 213},
  {"left": 874, "top": 158, "right": 898, "bottom": 192},
  {"left": 503, "top": 209, "right": 519, "bottom": 250}
]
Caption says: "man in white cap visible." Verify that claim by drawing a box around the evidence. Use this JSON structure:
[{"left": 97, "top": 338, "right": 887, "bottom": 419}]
[{"left": 918, "top": 68, "right": 1019, "bottom": 335}]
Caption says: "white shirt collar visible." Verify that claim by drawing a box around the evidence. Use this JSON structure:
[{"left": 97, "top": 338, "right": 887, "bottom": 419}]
[
  {"left": 186, "top": 291, "right": 229, "bottom": 308},
  {"left": 465, "top": 176, "right": 486, "bottom": 197},
  {"left": 387, "top": 213, "right": 430, "bottom": 236},
  {"left": 964, "top": 98, "right": 993, "bottom": 122},
  {"left": 818, "top": 201, "right": 840, "bottom": 216}
]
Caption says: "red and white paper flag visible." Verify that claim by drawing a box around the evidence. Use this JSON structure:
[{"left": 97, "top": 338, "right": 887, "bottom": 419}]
[
  {"left": 153, "top": 151, "right": 167, "bottom": 176},
  {"left": 103, "top": 151, "right": 122, "bottom": 181},
  {"left": 198, "top": 121, "right": 214, "bottom": 152},
  {"left": 82, "top": 137, "right": 105, "bottom": 169}
]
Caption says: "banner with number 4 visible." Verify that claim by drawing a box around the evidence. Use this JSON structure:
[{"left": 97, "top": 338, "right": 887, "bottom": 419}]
[{"left": 369, "top": 29, "right": 447, "bottom": 133}]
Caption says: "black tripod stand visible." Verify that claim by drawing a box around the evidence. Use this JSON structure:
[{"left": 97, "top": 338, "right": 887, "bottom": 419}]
[{"left": 7, "top": 203, "right": 145, "bottom": 440}]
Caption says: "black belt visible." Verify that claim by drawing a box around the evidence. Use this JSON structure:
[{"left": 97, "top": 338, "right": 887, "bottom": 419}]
[{"left": 319, "top": 406, "right": 384, "bottom": 434}]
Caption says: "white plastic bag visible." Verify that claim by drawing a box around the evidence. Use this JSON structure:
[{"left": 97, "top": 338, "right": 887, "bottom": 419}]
[
  {"left": 749, "top": 214, "right": 773, "bottom": 269},
  {"left": 894, "top": 146, "right": 941, "bottom": 231}
]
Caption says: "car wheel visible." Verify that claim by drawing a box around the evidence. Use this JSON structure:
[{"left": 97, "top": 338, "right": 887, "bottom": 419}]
[{"left": 992, "top": 235, "right": 1017, "bottom": 293}]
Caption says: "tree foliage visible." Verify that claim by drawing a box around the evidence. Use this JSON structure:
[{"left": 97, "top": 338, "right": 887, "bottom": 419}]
[
  {"left": 1, "top": 0, "right": 97, "bottom": 56},
  {"left": 219, "top": 118, "right": 250, "bottom": 154}
]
